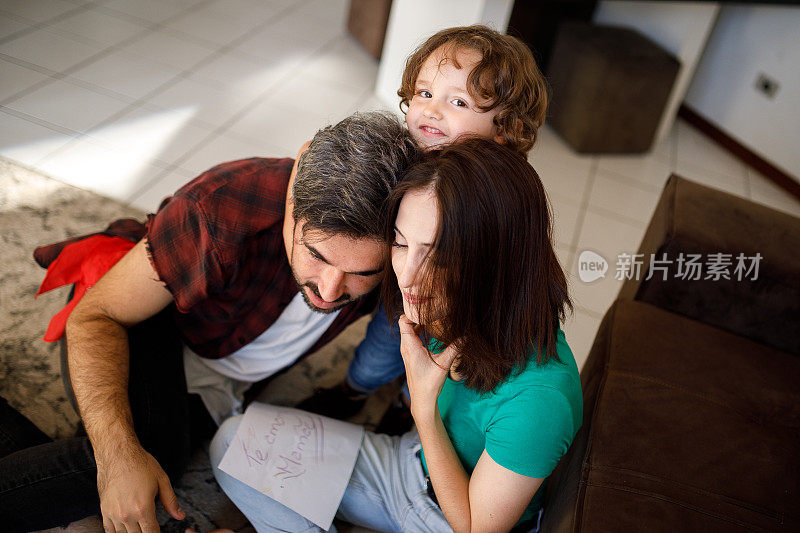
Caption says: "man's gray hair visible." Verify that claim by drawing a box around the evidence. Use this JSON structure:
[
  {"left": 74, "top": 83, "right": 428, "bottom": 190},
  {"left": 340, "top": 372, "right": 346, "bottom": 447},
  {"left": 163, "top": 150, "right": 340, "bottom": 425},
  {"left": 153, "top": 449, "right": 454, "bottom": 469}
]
[{"left": 293, "top": 111, "right": 420, "bottom": 240}]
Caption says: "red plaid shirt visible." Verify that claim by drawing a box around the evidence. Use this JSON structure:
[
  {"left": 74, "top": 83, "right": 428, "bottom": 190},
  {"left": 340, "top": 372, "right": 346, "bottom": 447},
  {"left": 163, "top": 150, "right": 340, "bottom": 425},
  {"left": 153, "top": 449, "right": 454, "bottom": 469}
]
[{"left": 35, "top": 158, "right": 378, "bottom": 359}]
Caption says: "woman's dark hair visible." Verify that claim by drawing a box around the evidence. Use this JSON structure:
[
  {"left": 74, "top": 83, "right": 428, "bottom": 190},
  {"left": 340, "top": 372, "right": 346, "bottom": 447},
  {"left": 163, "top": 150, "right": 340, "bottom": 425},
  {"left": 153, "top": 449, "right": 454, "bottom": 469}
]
[{"left": 382, "top": 138, "right": 571, "bottom": 393}]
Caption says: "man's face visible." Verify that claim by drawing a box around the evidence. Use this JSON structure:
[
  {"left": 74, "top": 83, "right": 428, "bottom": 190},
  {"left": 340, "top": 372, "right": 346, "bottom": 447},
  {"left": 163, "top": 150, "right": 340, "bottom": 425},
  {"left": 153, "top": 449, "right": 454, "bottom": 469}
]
[{"left": 288, "top": 220, "right": 384, "bottom": 313}]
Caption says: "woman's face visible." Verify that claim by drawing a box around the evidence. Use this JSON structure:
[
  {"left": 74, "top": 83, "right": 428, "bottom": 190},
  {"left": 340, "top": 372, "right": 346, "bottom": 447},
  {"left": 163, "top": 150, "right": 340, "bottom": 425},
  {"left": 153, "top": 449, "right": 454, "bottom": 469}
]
[{"left": 391, "top": 186, "right": 440, "bottom": 325}]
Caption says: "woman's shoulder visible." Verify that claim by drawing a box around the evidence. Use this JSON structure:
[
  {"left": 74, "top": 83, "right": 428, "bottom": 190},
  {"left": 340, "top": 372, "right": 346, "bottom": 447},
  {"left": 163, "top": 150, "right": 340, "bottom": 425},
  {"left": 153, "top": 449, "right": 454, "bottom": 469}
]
[
  {"left": 493, "top": 329, "right": 581, "bottom": 404},
  {"left": 481, "top": 330, "right": 583, "bottom": 475},
  {"left": 516, "top": 330, "right": 578, "bottom": 381}
]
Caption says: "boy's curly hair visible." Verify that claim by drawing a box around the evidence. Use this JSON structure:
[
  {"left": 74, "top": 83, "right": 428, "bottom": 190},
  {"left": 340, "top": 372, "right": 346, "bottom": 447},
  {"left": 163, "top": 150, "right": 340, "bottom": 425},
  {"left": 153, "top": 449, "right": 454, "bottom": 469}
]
[{"left": 398, "top": 25, "right": 548, "bottom": 154}]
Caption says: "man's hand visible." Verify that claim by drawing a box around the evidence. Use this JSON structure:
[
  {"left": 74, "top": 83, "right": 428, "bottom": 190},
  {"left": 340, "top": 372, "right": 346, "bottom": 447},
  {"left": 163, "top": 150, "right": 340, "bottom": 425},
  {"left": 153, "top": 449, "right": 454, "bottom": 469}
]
[
  {"left": 97, "top": 443, "right": 184, "bottom": 533},
  {"left": 64, "top": 239, "right": 177, "bottom": 532}
]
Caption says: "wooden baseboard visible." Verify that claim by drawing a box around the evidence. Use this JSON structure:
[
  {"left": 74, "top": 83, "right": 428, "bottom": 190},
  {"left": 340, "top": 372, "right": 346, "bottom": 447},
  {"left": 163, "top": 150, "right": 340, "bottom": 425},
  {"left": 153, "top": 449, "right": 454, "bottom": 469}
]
[{"left": 677, "top": 105, "right": 800, "bottom": 203}]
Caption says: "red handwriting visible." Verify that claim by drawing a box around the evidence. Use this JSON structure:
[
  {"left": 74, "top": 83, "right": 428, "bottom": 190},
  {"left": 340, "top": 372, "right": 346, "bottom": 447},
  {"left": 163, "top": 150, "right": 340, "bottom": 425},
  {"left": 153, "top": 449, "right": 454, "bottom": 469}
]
[
  {"left": 238, "top": 415, "right": 285, "bottom": 468},
  {"left": 239, "top": 426, "right": 267, "bottom": 468},
  {"left": 264, "top": 414, "right": 285, "bottom": 445},
  {"left": 273, "top": 415, "right": 320, "bottom": 480}
]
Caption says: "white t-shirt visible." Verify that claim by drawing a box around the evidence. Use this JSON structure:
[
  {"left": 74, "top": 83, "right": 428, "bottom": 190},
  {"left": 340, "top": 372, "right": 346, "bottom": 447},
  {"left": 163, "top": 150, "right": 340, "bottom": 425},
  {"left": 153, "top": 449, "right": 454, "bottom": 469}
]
[{"left": 183, "top": 292, "right": 340, "bottom": 424}]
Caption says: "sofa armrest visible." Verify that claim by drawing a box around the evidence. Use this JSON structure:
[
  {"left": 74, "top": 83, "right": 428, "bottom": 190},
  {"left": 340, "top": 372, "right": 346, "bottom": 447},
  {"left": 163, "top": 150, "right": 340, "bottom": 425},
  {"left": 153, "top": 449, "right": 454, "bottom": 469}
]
[
  {"left": 617, "top": 174, "right": 800, "bottom": 355},
  {"left": 540, "top": 300, "right": 619, "bottom": 533}
]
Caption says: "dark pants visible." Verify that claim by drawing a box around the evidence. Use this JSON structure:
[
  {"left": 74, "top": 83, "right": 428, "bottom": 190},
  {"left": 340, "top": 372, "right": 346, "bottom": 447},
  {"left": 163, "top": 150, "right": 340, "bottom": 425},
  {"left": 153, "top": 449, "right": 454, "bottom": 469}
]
[{"left": 0, "top": 307, "right": 216, "bottom": 532}]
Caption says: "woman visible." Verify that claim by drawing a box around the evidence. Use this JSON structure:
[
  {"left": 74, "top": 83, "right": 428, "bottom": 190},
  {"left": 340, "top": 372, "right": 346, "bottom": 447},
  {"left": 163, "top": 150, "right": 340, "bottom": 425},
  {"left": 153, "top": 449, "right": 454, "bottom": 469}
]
[{"left": 210, "top": 138, "right": 582, "bottom": 532}]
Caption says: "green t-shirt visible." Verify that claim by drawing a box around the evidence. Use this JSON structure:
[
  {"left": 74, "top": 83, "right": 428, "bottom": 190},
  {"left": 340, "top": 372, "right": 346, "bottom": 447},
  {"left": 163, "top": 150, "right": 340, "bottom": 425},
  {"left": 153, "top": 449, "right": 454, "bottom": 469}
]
[{"left": 421, "top": 329, "right": 582, "bottom": 524}]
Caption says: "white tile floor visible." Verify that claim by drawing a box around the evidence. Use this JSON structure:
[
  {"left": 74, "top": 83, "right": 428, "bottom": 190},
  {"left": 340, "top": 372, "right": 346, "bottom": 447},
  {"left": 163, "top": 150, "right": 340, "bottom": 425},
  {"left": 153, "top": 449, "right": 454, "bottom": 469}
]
[{"left": 2, "top": 0, "right": 799, "bottom": 371}]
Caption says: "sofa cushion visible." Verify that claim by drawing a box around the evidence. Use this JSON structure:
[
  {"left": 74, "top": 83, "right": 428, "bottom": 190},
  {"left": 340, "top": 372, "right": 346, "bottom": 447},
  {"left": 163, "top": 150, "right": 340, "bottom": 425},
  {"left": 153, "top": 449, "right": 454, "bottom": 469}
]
[
  {"left": 618, "top": 175, "right": 800, "bottom": 355},
  {"left": 543, "top": 299, "right": 800, "bottom": 532}
]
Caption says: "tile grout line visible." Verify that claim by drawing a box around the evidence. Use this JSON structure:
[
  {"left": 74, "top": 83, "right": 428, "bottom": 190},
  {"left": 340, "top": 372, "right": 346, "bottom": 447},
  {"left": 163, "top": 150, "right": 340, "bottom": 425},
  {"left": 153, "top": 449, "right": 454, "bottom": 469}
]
[
  {"left": 90, "top": 2, "right": 186, "bottom": 28},
  {"left": 123, "top": 0, "right": 325, "bottom": 206},
  {"left": 9, "top": 0, "right": 348, "bottom": 209},
  {"left": 38, "top": 1, "right": 311, "bottom": 193},
  {"left": 7, "top": 0, "right": 226, "bottom": 170},
  {"left": 0, "top": 30, "right": 163, "bottom": 108},
  {"left": 583, "top": 203, "right": 652, "bottom": 230},
  {"left": 594, "top": 165, "right": 665, "bottom": 194},
  {"left": 124, "top": 34, "right": 345, "bottom": 207},
  {"left": 57, "top": 0, "right": 308, "bottom": 141},
  {"left": 672, "top": 121, "right": 755, "bottom": 199},
  {"left": 2, "top": 0, "right": 309, "bottom": 127},
  {"left": 0, "top": 104, "right": 82, "bottom": 137},
  {"left": 0, "top": 0, "right": 221, "bottom": 108},
  {"left": 562, "top": 158, "right": 599, "bottom": 309},
  {"left": 0, "top": 0, "right": 99, "bottom": 46},
  {"left": 567, "top": 158, "right": 599, "bottom": 261},
  {"left": 676, "top": 157, "right": 752, "bottom": 186},
  {"left": 0, "top": 50, "right": 64, "bottom": 76}
]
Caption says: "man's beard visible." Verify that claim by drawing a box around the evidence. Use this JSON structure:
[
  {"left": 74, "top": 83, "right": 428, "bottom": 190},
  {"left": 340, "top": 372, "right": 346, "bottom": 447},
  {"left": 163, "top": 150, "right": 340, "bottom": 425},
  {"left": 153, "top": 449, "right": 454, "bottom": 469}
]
[
  {"left": 296, "top": 279, "right": 354, "bottom": 314},
  {"left": 287, "top": 222, "right": 359, "bottom": 313}
]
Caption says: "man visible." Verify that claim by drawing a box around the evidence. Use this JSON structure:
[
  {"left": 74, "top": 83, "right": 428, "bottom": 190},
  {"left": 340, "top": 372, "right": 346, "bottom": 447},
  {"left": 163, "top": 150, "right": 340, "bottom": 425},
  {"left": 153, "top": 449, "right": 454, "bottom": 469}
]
[{"left": 0, "top": 112, "right": 419, "bottom": 532}]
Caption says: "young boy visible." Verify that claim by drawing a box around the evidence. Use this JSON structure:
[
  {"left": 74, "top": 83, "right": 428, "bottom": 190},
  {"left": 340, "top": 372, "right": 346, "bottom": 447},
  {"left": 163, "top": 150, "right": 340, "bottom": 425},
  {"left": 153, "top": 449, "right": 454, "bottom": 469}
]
[
  {"left": 300, "top": 25, "right": 549, "bottom": 420},
  {"left": 399, "top": 25, "right": 548, "bottom": 155}
]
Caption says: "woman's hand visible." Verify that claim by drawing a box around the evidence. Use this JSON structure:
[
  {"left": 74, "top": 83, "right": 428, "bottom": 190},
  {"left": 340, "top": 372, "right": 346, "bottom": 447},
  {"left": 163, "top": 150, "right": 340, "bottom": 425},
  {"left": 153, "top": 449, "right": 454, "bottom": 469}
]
[{"left": 398, "top": 314, "right": 458, "bottom": 418}]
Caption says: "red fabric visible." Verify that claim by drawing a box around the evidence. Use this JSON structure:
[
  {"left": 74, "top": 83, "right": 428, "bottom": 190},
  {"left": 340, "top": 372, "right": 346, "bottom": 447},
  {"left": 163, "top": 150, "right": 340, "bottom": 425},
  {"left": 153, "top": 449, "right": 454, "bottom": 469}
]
[
  {"left": 35, "top": 235, "right": 135, "bottom": 341},
  {"left": 33, "top": 218, "right": 146, "bottom": 269}
]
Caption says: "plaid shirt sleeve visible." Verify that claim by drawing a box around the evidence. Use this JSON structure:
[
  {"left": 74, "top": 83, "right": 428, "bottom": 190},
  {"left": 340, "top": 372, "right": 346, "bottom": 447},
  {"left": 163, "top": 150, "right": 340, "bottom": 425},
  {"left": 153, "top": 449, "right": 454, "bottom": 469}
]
[
  {"left": 145, "top": 194, "right": 223, "bottom": 312},
  {"left": 145, "top": 158, "right": 290, "bottom": 313}
]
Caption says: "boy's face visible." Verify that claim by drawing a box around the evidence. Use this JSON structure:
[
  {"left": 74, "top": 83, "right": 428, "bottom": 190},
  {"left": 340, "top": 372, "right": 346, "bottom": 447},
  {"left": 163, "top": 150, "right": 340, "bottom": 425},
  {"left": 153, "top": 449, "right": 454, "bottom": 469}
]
[{"left": 406, "top": 46, "right": 502, "bottom": 149}]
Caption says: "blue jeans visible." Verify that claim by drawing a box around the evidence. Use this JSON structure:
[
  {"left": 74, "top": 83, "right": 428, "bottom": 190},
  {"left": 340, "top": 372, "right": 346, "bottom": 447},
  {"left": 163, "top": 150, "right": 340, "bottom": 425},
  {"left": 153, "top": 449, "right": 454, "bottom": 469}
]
[
  {"left": 210, "top": 415, "right": 451, "bottom": 533},
  {"left": 346, "top": 305, "right": 405, "bottom": 394}
]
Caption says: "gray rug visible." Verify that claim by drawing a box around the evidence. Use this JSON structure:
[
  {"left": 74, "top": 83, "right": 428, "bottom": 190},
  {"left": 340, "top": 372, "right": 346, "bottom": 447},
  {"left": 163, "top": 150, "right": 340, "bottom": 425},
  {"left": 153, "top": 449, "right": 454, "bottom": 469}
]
[{"left": 0, "top": 157, "right": 395, "bottom": 532}]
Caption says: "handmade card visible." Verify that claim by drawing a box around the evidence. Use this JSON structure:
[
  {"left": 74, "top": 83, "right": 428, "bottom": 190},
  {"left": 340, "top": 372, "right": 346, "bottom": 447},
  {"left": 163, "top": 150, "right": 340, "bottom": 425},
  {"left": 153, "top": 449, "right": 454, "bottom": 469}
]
[{"left": 217, "top": 402, "right": 365, "bottom": 530}]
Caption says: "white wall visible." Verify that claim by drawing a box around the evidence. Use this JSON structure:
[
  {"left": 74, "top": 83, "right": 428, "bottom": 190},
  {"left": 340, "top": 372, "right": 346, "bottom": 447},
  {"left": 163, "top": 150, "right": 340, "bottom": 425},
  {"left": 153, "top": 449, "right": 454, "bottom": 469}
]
[
  {"left": 375, "top": 0, "right": 514, "bottom": 110},
  {"left": 684, "top": 5, "right": 800, "bottom": 179}
]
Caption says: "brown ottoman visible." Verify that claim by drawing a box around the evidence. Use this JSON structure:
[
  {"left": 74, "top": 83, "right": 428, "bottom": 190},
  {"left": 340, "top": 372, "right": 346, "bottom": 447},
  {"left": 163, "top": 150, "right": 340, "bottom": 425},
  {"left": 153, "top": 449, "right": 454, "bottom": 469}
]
[
  {"left": 542, "top": 299, "right": 800, "bottom": 532},
  {"left": 547, "top": 22, "right": 680, "bottom": 153}
]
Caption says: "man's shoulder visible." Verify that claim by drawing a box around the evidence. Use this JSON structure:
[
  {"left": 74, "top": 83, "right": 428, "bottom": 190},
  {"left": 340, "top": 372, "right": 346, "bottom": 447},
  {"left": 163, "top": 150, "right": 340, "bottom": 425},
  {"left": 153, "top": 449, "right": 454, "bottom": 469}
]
[
  {"left": 148, "top": 157, "right": 295, "bottom": 268},
  {"left": 177, "top": 157, "right": 295, "bottom": 204}
]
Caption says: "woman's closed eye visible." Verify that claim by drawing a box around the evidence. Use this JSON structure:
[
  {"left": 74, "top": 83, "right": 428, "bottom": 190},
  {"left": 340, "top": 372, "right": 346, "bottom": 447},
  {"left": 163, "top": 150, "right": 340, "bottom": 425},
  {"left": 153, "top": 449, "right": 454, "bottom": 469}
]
[{"left": 393, "top": 229, "right": 408, "bottom": 249}]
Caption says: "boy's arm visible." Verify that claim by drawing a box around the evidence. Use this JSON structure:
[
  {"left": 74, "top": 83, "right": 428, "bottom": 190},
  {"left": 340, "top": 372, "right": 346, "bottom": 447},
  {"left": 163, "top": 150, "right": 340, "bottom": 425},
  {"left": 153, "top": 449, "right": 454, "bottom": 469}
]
[{"left": 66, "top": 239, "right": 184, "bottom": 533}]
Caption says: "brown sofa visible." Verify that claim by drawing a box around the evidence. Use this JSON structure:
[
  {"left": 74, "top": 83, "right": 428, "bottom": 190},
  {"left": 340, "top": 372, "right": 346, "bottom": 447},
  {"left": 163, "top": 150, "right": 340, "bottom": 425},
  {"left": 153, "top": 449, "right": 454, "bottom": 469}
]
[{"left": 542, "top": 175, "right": 800, "bottom": 532}]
